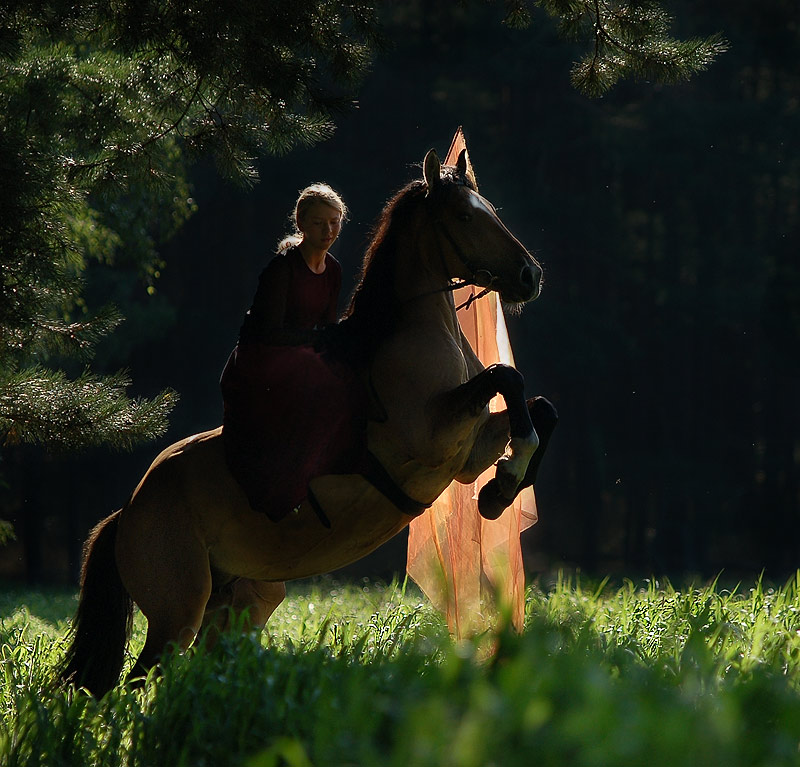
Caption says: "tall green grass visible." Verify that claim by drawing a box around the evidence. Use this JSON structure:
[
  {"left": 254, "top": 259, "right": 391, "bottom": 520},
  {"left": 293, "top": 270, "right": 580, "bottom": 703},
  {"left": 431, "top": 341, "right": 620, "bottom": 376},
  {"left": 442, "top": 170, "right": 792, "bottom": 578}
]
[{"left": 2, "top": 574, "right": 800, "bottom": 766}]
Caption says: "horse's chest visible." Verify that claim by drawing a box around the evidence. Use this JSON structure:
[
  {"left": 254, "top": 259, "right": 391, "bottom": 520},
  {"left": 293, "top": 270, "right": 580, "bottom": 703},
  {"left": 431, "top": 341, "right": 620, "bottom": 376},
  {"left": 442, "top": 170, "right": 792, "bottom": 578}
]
[{"left": 374, "top": 332, "right": 468, "bottom": 394}]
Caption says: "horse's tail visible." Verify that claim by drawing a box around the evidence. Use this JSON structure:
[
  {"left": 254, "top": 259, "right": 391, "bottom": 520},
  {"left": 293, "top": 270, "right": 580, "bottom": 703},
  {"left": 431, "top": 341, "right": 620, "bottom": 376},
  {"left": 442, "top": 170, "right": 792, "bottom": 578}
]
[{"left": 59, "top": 510, "right": 133, "bottom": 697}]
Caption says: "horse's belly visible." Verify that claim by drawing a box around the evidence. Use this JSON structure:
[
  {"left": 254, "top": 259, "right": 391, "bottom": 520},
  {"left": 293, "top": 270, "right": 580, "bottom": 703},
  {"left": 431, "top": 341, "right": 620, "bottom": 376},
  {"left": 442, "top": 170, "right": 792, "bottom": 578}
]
[{"left": 207, "top": 474, "right": 411, "bottom": 582}]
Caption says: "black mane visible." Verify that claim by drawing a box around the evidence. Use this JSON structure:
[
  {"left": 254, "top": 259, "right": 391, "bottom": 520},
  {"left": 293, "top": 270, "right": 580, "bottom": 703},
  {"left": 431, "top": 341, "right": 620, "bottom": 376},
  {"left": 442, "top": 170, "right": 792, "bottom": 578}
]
[{"left": 337, "top": 166, "right": 468, "bottom": 361}]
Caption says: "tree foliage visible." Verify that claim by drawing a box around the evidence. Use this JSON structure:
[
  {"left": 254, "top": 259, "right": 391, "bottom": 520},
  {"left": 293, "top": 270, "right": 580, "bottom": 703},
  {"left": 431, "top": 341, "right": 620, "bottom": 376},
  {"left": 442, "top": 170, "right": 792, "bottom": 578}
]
[
  {"left": 543, "top": 0, "right": 728, "bottom": 96},
  {"left": 0, "top": 0, "right": 380, "bottom": 452}
]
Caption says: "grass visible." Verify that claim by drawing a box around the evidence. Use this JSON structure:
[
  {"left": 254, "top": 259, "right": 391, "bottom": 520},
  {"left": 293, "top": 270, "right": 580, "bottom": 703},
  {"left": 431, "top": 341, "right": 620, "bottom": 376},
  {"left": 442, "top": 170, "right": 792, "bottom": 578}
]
[{"left": 2, "top": 574, "right": 800, "bottom": 766}]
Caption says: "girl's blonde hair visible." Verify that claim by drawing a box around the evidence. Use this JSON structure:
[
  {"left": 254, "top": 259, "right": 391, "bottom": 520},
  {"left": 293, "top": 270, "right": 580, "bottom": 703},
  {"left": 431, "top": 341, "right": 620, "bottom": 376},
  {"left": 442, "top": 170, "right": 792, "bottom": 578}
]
[{"left": 277, "top": 183, "right": 348, "bottom": 253}]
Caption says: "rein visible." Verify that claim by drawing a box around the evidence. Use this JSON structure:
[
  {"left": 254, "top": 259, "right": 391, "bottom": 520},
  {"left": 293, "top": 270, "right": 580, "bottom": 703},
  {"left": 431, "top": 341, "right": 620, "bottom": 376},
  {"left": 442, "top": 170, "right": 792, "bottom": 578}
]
[
  {"left": 398, "top": 272, "right": 493, "bottom": 312},
  {"left": 455, "top": 286, "right": 491, "bottom": 311}
]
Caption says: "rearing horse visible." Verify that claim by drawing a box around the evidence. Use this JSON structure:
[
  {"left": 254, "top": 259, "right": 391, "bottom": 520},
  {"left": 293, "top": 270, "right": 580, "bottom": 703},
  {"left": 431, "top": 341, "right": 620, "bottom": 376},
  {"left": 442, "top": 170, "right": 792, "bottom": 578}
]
[{"left": 61, "top": 148, "right": 557, "bottom": 697}]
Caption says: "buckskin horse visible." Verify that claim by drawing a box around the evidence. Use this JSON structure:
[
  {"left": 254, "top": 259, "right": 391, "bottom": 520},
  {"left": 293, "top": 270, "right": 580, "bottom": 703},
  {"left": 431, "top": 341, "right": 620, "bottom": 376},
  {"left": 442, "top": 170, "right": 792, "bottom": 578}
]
[{"left": 61, "top": 146, "right": 557, "bottom": 697}]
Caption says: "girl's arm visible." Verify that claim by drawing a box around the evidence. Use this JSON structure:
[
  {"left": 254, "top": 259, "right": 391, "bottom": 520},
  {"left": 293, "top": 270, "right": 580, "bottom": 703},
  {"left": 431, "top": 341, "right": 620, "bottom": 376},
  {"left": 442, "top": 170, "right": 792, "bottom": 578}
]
[
  {"left": 251, "top": 256, "right": 291, "bottom": 330},
  {"left": 325, "top": 258, "right": 343, "bottom": 324}
]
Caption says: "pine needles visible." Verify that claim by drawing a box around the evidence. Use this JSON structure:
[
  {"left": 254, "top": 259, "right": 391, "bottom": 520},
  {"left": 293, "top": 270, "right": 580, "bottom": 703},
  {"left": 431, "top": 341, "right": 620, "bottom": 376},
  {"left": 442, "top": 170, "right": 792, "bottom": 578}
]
[{"left": 536, "top": 0, "right": 728, "bottom": 96}]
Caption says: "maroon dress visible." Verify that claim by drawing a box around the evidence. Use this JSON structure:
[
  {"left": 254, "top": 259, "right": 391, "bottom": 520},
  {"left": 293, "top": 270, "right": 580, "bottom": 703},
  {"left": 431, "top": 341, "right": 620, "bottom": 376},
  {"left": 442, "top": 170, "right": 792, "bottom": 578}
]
[{"left": 221, "top": 248, "right": 364, "bottom": 521}]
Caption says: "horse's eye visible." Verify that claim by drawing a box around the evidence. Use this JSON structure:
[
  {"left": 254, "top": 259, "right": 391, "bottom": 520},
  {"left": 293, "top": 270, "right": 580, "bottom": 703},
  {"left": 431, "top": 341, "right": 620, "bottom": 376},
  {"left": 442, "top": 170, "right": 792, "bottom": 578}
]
[{"left": 458, "top": 213, "right": 472, "bottom": 222}]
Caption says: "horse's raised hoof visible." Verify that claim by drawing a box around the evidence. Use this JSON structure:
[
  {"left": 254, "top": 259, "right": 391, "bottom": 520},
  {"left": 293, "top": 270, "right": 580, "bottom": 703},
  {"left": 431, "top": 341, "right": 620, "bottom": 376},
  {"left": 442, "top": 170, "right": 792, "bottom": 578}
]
[
  {"left": 478, "top": 479, "right": 512, "bottom": 520},
  {"left": 529, "top": 396, "right": 558, "bottom": 434}
]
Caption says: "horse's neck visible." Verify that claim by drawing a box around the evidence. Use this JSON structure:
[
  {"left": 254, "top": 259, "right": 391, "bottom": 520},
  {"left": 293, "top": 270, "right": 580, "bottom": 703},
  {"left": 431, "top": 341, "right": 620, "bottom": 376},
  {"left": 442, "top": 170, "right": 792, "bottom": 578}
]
[{"left": 394, "top": 238, "right": 462, "bottom": 340}]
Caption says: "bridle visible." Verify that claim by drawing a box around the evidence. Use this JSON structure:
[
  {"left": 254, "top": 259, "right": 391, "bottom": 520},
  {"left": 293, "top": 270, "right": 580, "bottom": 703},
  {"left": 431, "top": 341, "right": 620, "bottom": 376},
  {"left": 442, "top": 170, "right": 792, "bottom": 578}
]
[{"left": 402, "top": 185, "right": 498, "bottom": 311}]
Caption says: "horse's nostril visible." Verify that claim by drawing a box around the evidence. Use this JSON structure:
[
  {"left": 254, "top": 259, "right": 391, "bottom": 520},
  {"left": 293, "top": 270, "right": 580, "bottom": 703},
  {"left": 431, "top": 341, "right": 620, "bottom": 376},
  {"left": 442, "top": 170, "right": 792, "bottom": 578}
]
[
  {"left": 519, "top": 264, "right": 542, "bottom": 298},
  {"left": 520, "top": 265, "right": 536, "bottom": 289}
]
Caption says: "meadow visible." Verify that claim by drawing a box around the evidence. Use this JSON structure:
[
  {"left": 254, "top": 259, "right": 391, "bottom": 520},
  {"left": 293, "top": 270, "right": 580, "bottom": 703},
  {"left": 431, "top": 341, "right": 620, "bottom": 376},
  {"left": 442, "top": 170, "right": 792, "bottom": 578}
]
[{"left": 2, "top": 573, "right": 800, "bottom": 766}]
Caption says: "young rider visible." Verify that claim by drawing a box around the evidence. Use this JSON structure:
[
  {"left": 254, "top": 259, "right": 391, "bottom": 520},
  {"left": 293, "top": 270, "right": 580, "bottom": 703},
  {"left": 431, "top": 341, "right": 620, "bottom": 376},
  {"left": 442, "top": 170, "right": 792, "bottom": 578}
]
[{"left": 220, "top": 184, "right": 360, "bottom": 521}]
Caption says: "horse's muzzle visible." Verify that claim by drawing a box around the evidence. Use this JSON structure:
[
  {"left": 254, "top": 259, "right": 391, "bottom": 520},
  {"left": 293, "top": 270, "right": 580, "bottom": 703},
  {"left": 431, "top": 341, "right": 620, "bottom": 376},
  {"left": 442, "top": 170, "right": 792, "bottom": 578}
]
[{"left": 502, "top": 262, "right": 542, "bottom": 304}]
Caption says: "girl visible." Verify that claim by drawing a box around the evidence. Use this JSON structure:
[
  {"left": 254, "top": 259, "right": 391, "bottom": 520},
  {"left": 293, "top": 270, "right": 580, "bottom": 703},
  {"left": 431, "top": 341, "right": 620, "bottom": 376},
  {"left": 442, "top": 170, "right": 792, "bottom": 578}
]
[{"left": 221, "top": 184, "right": 362, "bottom": 521}]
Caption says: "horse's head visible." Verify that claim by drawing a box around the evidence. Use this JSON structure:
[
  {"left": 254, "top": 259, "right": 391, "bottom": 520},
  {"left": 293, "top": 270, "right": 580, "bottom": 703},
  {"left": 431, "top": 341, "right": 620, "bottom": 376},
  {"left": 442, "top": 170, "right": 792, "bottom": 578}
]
[{"left": 423, "top": 149, "right": 542, "bottom": 305}]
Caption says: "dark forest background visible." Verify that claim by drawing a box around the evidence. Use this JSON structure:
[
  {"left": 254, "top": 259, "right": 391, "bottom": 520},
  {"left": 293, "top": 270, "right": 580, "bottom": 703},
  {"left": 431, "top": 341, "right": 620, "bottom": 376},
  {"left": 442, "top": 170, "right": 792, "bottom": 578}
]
[{"left": 2, "top": 0, "right": 798, "bottom": 584}]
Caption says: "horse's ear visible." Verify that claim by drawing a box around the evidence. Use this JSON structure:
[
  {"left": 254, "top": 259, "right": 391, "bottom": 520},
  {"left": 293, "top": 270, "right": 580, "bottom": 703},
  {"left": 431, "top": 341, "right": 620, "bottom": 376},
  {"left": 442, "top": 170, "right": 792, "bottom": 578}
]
[
  {"left": 456, "top": 147, "right": 479, "bottom": 191},
  {"left": 456, "top": 148, "right": 468, "bottom": 176},
  {"left": 423, "top": 149, "right": 441, "bottom": 196}
]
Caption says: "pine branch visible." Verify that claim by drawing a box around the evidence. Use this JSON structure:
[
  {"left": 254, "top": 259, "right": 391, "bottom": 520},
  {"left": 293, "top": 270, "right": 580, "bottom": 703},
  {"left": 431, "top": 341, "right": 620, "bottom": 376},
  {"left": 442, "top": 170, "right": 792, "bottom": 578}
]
[
  {"left": 0, "top": 367, "right": 177, "bottom": 452},
  {"left": 1, "top": 305, "right": 124, "bottom": 364},
  {"left": 534, "top": 0, "right": 728, "bottom": 96}
]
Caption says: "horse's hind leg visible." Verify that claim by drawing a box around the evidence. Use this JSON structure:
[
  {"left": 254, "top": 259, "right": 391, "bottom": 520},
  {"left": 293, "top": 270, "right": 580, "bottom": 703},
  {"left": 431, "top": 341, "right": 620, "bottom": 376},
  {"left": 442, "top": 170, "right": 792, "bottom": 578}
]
[
  {"left": 116, "top": 502, "right": 213, "bottom": 682},
  {"left": 131, "top": 593, "right": 209, "bottom": 682},
  {"left": 199, "top": 579, "right": 286, "bottom": 648}
]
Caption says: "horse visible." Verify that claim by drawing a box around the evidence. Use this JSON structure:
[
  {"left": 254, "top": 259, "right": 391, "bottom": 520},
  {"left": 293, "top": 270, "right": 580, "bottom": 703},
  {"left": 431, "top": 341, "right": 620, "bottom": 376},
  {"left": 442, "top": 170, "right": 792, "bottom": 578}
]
[{"left": 60, "top": 147, "right": 558, "bottom": 698}]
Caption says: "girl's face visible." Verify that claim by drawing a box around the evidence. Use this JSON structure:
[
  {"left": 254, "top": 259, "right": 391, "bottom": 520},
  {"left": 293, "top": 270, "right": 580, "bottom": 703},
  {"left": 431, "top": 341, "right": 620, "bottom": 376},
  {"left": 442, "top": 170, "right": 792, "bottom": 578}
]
[{"left": 298, "top": 202, "right": 342, "bottom": 253}]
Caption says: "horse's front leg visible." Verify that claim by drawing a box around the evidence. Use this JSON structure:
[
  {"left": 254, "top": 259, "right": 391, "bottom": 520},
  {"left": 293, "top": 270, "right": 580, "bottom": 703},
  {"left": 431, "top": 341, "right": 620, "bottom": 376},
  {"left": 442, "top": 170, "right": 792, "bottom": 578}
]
[
  {"left": 459, "top": 396, "right": 557, "bottom": 483},
  {"left": 461, "top": 396, "right": 558, "bottom": 518},
  {"left": 431, "top": 363, "right": 538, "bottom": 513}
]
